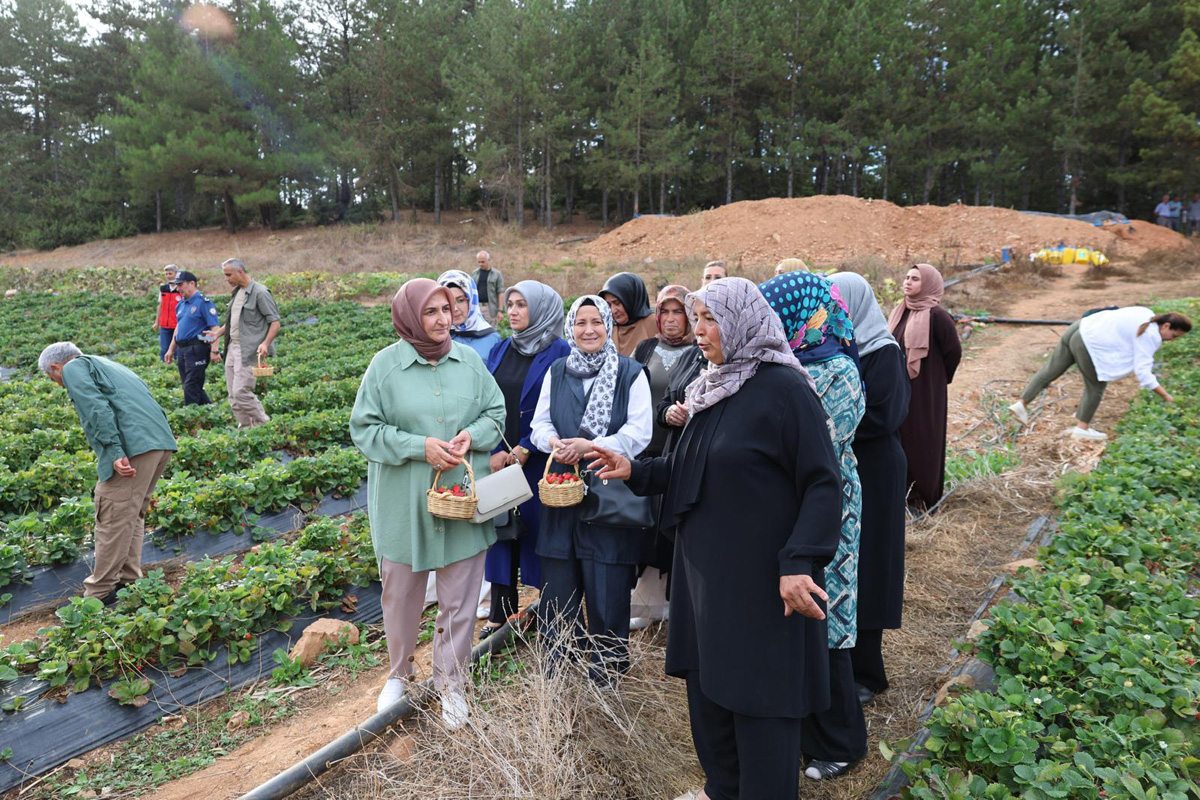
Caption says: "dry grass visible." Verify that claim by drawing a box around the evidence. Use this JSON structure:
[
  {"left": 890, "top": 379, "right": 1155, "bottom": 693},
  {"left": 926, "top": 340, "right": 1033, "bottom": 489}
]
[{"left": 301, "top": 636, "right": 701, "bottom": 800}]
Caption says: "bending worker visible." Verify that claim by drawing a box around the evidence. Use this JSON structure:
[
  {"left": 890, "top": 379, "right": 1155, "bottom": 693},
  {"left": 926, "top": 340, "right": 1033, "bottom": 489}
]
[{"left": 1009, "top": 307, "right": 1191, "bottom": 441}]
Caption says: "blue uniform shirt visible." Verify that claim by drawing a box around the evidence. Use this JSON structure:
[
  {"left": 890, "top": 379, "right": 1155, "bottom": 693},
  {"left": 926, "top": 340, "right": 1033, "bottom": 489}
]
[{"left": 174, "top": 293, "right": 220, "bottom": 343}]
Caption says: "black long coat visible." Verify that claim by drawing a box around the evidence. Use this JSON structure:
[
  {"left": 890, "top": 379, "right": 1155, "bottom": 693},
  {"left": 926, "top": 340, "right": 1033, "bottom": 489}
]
[
  {"left": 894, "top": 306, "right": 962, "bottom": 509},
  {"left": 853, "top": 345, "right": 910, "bottom": 630},
  {"left": 628, "top": 363, "right": 843, "bottom": 719}
]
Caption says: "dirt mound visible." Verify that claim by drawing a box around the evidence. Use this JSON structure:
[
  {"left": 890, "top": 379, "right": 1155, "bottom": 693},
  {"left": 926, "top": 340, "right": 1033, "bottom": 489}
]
[{"left": 586, "top": 196, "right": 1190, "bottom": 267}]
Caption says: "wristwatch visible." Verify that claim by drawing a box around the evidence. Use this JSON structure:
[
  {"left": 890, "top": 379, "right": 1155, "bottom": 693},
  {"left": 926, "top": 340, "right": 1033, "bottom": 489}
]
[{"left": 513, "top": 446, "right": 530, "bottom": 461}]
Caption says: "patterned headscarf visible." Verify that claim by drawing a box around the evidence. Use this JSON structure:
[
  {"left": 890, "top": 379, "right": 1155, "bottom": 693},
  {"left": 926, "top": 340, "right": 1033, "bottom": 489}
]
[
  {"left": 505, "top": 281, "right": 564, "bottom": 356},
  {"left": 887, "top": 263, "right": 945, "bottom": 379},
  {"left": 655, "top": 285, "right": 695, "bottom": 347},
  {"left": 759, "top": 271, "right": 859, "bottom": 368},
  {"left": 684, "top": 278, "right": 814, "bottom": 415},
  {"left": 437, "top": 269, "right": 495, "bottom": 336},
  {"left": 564, "top": 296, "right": 620, "bottom": 438}
]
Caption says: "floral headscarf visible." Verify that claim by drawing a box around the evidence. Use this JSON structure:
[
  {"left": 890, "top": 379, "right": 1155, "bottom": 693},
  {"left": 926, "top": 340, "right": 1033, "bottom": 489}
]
[
  {"left": 564, "top": 296, "right": 620, "bottom": 438},
  {"left": 683, "top": 278, "right": 814, "bottom": 416},
  {"left": 759, "top": 271, "right": 860, "bottom": 369},
  {"left": 437, "top": 269, "right": 495, "bottom": 336}
]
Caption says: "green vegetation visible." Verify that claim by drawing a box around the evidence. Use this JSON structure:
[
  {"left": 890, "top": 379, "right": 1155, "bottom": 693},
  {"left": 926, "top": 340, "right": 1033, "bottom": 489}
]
[
  {"left": 0, "top": 0, "right": 1196, "bottom": 250},
  {"left": 896, "top": 300, "right": 1200, "bottom": 799}
]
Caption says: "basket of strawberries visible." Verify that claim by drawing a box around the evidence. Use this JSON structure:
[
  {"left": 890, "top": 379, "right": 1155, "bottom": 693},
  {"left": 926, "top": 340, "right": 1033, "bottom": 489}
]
[
  {"left": 538, "top": 451, "right": 586, "bottom": 507},
  {"left": 426, "top": 460, "right": 478, "bottom": 520}
]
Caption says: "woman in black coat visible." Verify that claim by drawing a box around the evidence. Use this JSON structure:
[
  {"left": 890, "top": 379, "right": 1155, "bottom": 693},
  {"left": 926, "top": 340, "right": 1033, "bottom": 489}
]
[
  {"left": 830, "top": 271, "right": 911, "bottom": 704},
  {"left": 588, "top": 278, "right": 843, "bottom": 800}
]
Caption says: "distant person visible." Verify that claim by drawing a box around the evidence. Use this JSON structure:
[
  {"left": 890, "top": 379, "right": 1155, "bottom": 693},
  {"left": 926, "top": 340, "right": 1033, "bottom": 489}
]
[
  {"left": 155, "top": 264, "right": 180, "bottom": 361},
  {"left": 888, "top": 264, "right": 962, "bottom": 511},
  {"left": 1009, "top": 308, "right": 1191, "bottom": 441},
  {"left": 701, "top": 260, "right": 727, "bottom": 285},
  {"left": 599, "top": 272, "right": 657, "bottom": 356},
  {"left": 472, "top": 250, "right": 505, "bottom": 324},
  {"left": 1189, "top": 193, "right": 1200, "bottom": 236},
  {"left": 38, "top": 342, "right": 177, "bottom": 604},
  {"left": 775, "top": 257, "right": 809, "bottom": 275},
  {"left": 163, "top": 271, "right": 220, "bottom": 406},
  {"left": 1155, "top": 194, "right": 1173, "bottom": 228},
  {"left": 215, "top": 258, "right": 280, "bottom": 429},
  {"left": 1168, "top": 194, "right": 1183, "bottom": 231},
  {"left": 829, "top": 271, "right": 910, "bottom": 707},
  {"left": 437, "top": 270, "right": 502, "bottom": 360}
]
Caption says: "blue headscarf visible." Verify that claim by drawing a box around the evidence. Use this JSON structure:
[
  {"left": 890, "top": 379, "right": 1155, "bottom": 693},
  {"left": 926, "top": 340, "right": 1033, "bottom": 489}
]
[
  {"left": 437, "top": 269, "right": 495, "bottom": 337},
  {"left": 758, "top": 271, "right": 862, "bottom": 372}
]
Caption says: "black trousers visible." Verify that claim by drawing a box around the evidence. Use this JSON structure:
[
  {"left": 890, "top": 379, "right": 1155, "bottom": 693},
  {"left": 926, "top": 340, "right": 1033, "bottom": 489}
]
[
  {"left": 849, "top": 627, "right": 888, "bottom": 693},
  {"left": 488, "top": 541, "right": 521, "bottom": 625},
  {"left": 538, "top": 555, "right": 634, "bottom": 673},
  {"left": 176, "top": 343, "right": 211, "bottom": 406},
  {"left": 685, "top": 673, "right": 802, "bottom": 800},
  {"left": 801, "top": 649, "right": 868, "bottom": 763}
]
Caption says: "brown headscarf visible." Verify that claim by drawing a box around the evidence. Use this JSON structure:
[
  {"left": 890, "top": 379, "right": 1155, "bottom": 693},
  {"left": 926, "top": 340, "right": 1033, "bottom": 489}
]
[
  {"left": 391, "top": 278, "right": 454, "bottom": 362},
  {"left": 887, "top": 263, "right": 945, "bottom": 379},
  {"left": 655, "top": 285, "right": 695, "bottom": 347}
]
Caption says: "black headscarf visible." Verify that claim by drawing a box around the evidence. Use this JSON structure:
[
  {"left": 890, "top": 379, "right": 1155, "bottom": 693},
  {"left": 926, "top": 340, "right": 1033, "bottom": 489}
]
[{"left": 600, "top": 272, "right": 653, "bottom": 324}]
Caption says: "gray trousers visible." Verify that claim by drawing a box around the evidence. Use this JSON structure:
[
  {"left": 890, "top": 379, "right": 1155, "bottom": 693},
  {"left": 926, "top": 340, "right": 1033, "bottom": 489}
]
[{"left": 1021, "top": 321, "right": 1107, "bottom": 423}]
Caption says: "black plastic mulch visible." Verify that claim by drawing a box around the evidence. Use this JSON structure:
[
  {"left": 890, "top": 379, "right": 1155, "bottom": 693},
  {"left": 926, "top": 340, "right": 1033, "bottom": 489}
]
[
  {"left": 1, "top": 483, "right": 367, "bottom": 622},
  {"left": 0, "top": 582, "right": 384, "bottom": 794}
]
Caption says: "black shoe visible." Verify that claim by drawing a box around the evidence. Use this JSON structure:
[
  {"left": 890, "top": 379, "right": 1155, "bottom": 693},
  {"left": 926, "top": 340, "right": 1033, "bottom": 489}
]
[
  {"left": 804, "top": 760, "right": 855, "bottom": 781},
  {"left": 101, "top": 591, "right": 122, "bottom": 607},
  {"left": 855, "top": 682, "right": 877, "bottom": 706},
  {"left": 478, "top": 623, "right": 503, "bottom": 642}
]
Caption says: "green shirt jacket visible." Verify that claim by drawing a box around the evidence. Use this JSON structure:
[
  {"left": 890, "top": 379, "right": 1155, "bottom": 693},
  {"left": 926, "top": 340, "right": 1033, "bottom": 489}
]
[
  {"left": 350, "top": 339, "right": 506, "bottom": 571},
  {"left": 222, "top": 280, "right": 281, "bottom": 363},
  {"left": 61, "top": 356, "right": 178, "bottom": 483}
]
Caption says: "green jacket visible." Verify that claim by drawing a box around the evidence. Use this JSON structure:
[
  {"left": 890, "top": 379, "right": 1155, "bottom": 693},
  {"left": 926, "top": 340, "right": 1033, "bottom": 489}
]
[
  {"left": 350, "top": 339, "right": 505, "bottom": 571},
  {"left": 223, "top": 280, "right": 281, "bottom": 363},
  {"left": 471, "top": 266, "right": 505, "bottom": 321},
  {"left": 61, "top": 356, "right": 177, "bottom": 483}
]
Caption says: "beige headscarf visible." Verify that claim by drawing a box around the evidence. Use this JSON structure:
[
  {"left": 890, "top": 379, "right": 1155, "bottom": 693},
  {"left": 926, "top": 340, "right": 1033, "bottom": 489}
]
[
  {"left": 775, "top": 257, "right": 809, "bottom": 275},
  {"left": 887, "top": 263, "right": 945, "bottom": 379}
]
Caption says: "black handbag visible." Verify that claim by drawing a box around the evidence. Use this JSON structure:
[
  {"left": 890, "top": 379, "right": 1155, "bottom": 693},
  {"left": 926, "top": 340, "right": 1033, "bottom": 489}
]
[
  {"left": 580, "top": 472, "right": 655, "bottom": 530},
  {"left": 493, "top": 506, "right": 527, "bottom": 542}
]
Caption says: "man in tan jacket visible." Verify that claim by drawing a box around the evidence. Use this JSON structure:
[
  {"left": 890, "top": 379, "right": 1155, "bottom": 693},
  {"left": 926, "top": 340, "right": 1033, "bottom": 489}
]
[{"left": 213, "top": 258, "right": 281, "bottom": 428}]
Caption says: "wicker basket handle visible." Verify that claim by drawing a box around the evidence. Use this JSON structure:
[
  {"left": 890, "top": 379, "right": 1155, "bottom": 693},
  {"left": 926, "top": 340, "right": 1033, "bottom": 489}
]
[
  {"left": 430, "top": 458, "right": 477, "bottom": 498},
  {"left": 257, "top": 353, "right": 267, "bottom": 368},
  {"left": 543, "top": 448, "right": 581, "bottom": 480}
]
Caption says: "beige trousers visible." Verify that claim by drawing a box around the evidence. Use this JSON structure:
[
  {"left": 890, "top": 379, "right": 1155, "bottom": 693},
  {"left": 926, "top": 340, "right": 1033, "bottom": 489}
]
[
  {"left": 85, "top": 450, "right": 172, "bottom": 598},
  {"left": 380, "top": 551, "right": 486, "bottom": 691},
  {"left": 224, "top": 349, "right": 270, "bottom": 429}
]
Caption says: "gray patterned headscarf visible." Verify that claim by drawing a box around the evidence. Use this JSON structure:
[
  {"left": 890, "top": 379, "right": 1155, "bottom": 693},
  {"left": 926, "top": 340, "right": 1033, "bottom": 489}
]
[
  {"left": 684, "top": 278, "right": 814, "bottom": 415},
  {"left": 828, "top": 271, "right": 899, "bottom": 357},
  {"left": 564, "top": 295, "right": 620, "bottom": 438},
  {"left": 506, "top": 281, "right": 564, "bottom": 356}
]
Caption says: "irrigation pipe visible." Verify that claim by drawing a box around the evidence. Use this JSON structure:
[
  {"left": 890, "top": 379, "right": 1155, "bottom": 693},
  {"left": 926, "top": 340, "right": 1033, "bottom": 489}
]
[
  {"left": 239, "top": 601, "right": 540, "bottom": 800},
  {"left": 943, "top": 262, "right": 1003, "bottom": 287},
  {"left": 954, "top": 314, "right": 1073, "bottom": 325}
]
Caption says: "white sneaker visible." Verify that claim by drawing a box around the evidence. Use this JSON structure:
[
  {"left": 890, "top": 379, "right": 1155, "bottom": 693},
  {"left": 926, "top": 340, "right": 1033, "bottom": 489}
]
[
  {"left": 1008, "top": 401, "right": 1029, "bottom": 425},
  {"left": 1069, "top": 426, "right": 1107, "bottom": 441},
  {"left": 377, "top": 678, "right": 406, "bottom": 714},
  {"left": 476, "top": 604, "right": 490, "bottom": 620},
  {"left": 441, "top": 689, "right": 469, "bottom": 730},
  {"left": 629, "top": 616, "right": 651, "bottom": 631}
]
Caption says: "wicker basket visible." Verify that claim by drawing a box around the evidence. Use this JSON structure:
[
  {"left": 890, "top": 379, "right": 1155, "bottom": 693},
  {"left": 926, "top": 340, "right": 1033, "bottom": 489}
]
[
  {"left": 252, "top": 354, "right": 275, "bottom": 378},
  {"left": 427, "top": 460, "right": 478, "bottom": 520},
  {"left": 538, "top": 452, "right": 586, "bottom": 507}
]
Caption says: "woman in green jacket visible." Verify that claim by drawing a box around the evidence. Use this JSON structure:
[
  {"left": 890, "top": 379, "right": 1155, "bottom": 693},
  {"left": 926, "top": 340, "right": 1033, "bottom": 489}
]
[{"left": 350, "top": 278, "right": 506, "bottom": 727}]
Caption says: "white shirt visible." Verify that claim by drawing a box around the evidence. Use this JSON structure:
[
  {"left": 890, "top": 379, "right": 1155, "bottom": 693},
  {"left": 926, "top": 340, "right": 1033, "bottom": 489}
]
[
  {"left": 1079, "top": 306, "right": 1162, "bottom": 390},
  {"left": 530, "top": 369, "right": 653, "bottom": 458}
]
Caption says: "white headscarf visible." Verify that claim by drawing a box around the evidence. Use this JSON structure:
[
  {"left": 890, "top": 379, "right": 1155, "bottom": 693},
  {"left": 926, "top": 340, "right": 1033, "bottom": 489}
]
[
  {"left": 437, "top": 269, "right": 495, "bottom": 335},
  {"left": 828, "top": 271, "right": 899, "bottom": 357},
  {"left": 564, "top": 296, "right": 620, "bottom": 438}
]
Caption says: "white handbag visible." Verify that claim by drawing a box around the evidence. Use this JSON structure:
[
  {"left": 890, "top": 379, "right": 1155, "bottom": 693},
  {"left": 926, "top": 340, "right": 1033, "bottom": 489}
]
[{"left": 471, "top": 418, "right": 535, "bottom": 524}]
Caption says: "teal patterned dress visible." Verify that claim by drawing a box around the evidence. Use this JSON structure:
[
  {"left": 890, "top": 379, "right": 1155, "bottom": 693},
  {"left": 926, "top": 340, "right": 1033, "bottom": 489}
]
[{"left": 806, "top": 354, "right": 865, "bottom": 649}]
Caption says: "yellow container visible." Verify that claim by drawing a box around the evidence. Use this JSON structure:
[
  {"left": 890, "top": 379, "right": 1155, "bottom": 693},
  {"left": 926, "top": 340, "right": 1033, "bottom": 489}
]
[{"left": 1060, "top": 247, "right": 1076, "bottom": 263}]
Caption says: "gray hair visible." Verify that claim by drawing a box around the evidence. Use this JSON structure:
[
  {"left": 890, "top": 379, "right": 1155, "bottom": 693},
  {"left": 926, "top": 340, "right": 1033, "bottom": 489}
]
[
  {"left": 38, "top": 341, "right": 82, "bottom": 374},
  {"left": 163, "top": 263, "right": 179, "bottom": 274},
  {"left": 221, "top": 258, "right": 246, "bottom": 272},
  {"left": 476, "top": 250, "right": 490, "bottom": 262}
]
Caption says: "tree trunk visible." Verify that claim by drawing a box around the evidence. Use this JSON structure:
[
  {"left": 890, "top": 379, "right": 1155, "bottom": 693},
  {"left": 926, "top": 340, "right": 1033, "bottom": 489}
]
[
  {"left": 155, "top": 189, "right": 162, "bottom": 233},
  {"left": 1116, "top": 131, "right": 1129, "bottom": 215},
  {"left": 515, "top": 111, "right": 525, "bottom": 227},
  {"left": 434, "top": 159, "right": 443, "bottom": 225},
  {"left": 544, "top": 146, "right": 553, "bottom": 230},
  {"left": 602, "top": 187, "right": 609, "bottom": 227},
  {"left": 389, "top": 171, "right": 400, "bottom": 222},
  {"left": 922, "top": 165, "right": 934, "bottom": 205},
  {"left": 725, "top": 129, "right": 734, "bottom": 205},
  {"left": 882, "top": 154, "right": 890, "bottom": 202},
  {"left": 851, "top": 162, "right": 859, "bottom": 197},
  {"left": 565, "top": 175, "right": 574, "bottom": 224},
  {"left": 223, "top": 189, "right": 237, "bottom": 234},
  {"left": 659, "top": 173, "right": 666, "bottom": 214}
]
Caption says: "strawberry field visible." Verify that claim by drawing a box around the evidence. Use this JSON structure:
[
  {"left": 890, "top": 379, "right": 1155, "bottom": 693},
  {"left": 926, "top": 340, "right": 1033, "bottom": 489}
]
[{"left": 897, "top": 300, "right": 1200, "bottom": 799}]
